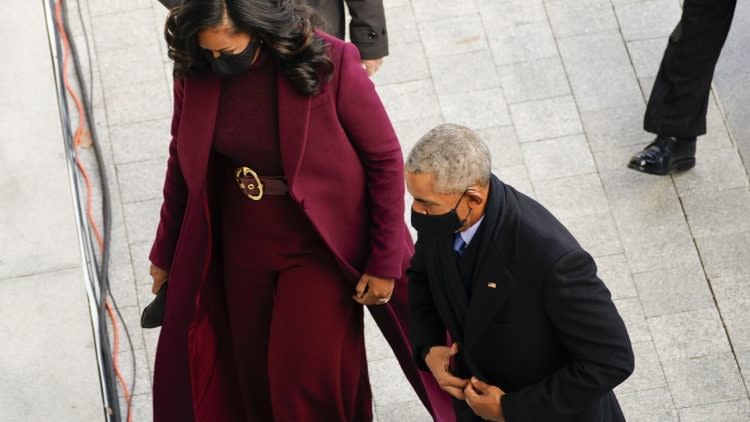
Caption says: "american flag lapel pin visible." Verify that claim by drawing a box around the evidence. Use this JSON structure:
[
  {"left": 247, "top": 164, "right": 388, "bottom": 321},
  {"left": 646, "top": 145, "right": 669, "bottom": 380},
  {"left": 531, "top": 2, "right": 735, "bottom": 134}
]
[{"left": 487, "top": 282, "right": 497, "bottom": 289}]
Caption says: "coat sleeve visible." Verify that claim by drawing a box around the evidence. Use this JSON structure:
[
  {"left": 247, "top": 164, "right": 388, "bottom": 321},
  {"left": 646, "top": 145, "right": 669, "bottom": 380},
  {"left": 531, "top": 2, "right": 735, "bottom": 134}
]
[
  {"left": 501, "top": 249, "right": 635, "bottom": 421},
  {"left": 344, "top": 0, "right": 389, "bottom": 59},
  {"left": 408, "top": 239, "right": 446, "bottom": 371},
  {"left": 149, "top": 79, "right": 188, "bottom": 271},
  {"left": 335, "top": 42, "right": 404, "bottom": 280}
]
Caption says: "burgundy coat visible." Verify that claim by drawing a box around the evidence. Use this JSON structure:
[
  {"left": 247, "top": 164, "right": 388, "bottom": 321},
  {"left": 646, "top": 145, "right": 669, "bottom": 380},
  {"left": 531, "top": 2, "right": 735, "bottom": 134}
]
[{"left": 148, "top": 33, "right": 453, "bottom": 421}]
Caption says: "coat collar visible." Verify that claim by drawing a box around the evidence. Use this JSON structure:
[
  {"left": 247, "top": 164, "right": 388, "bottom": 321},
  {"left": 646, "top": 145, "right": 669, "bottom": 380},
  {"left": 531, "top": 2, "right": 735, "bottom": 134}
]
[{"left": 176, "top": 66, "right": 313, "bottom": 196}]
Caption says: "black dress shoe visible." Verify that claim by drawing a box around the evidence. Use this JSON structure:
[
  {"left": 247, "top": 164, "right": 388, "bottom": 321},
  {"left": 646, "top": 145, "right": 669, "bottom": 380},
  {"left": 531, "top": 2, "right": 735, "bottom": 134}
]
[{"left": 627, "top": 135, "right": 696, "bottom": 175}]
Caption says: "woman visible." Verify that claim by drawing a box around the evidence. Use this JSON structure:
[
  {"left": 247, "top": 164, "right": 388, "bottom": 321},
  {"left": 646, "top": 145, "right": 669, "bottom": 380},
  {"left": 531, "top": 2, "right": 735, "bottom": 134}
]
[{"left": 147, "top": 0, "right": 451, "bottom": 421}]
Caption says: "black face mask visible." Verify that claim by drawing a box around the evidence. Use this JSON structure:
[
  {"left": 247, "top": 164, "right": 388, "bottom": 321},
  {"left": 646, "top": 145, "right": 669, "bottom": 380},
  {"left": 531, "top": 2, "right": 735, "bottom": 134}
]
[
  {"left": 202, "top": 38, "right": 260, "bottom": 78},
  {"left": 411, "top": 191, "right": 472, "bottom": 236}
]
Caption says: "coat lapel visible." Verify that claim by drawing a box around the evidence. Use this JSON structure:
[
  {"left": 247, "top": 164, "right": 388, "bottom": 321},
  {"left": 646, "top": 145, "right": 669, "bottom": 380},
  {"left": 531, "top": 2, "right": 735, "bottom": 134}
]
[
  {"left": 177, "top": 76, "right": 221, "bottom": 191},
  {"left": 464, "top": 177, "right": 519, "bottom": 350},
  {"left": 432, "top": 237, "right": 469, "bottom": 339},
  {"left": 276, "top": 69, "right": 312, "bottom": 199}
]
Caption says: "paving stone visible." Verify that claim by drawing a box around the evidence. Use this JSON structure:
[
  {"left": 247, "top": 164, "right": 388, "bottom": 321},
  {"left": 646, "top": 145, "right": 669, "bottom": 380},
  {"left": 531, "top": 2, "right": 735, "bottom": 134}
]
[
  {"left": 592, "top": 145, "right": 648, "bottom": 172},
  {"left": 439, "top": 88, "right": 511, "bottom": 130},
  {"left": 596, "top": 254, "right": 638, "bottom": 300},
  {"left": 143, "top": 327, "right": 160, "bottom": 376},
  {"left": 115, "top": 347, "right": 151, "bottom": 397},
  {"left": 130, "top": 241, "right": 154, "bottom": 286},
  {"left": 616, "top": 341, "right": 667, "bottom": 394},
  {"left": 428, "top": 50, "right": 500, "bottom": 95},
  {"left": 618, "top": 225, "right": 699, "bottom": 275},
  {"left": 499, "top": 57, "right": 570, "bottom": 104},
  {"left": 627, "top": 38, "right": 667, "bottom": 79},
  {"left": 419, "top": 15, "right": 488, "bottom": 57},
  {"left": 369, "top": 358, "right": 421, "bottom": 406},
  {"left": 511, "top": 96, "right": 583, "bottom": 142},
  {"left": 478, "top": 125, "right": 524, "bottom": 168},
  {"left": 615, "top": 0, "right": 681, "bottom": 41},
  {"left": 546, "top": 0, "right": 619, "bottom": 39},
  {"left": 376, "top": 399, "right": 432, "bottom": 422},
  {"left": 411, "top": 0, "right": 479, "bottom": 22},
  {"left": 561, "top": 212, "right": 624, "bottom": 257},
  {"left": 682, "top": 188, "right": 750, "bottom": 238},
  {"left": 118, "top": 393, "right": 152, "bottom": 422},
  {"left": 88, "top": 0, "right": 152, "bottom": 16},
  {"left": 696, "top": 231, "right": 750, "bottom": 279},
  {"left": 116, "top": 159, "right": 168, "bottom": 204},
  {"left": 614, "top": 298, "right": 652, "bottom": 344},
  {"left": 617, "top": 387, "right": 678, "bottom": 422},
  {"left": 580, "top": 105, "right": 650, "bottom": 152},
  {"left": 383, "top": 0, "right": 409, "bottom": 8},
  {"left": 648, "top": 308, "right": 731, "bottom": 361},
  {"left": 633, "top": 268, "right": 714, "bottom": 318},
  {"left": 661, "top": 353, "right": 746, "bottom": 408},
  {"left": 92, "top": 9, "right": 160, "bottom": 52},
  {"left": 477, "top": 0, "right": 547, "bottom": 28},
  {"left": 107, "top": 305, "right": 146, "bottom": 353},
  {"left": 737, "top": 349, "right": 750, "bottom": 393},
  {"left": 393, "top": 115, "right": 445, "bottom": 154},
  {"left": 672, "top": 148, "right": 749, "bottom": 197},
  {"left": 96, "top": 44, "right": 165, "bottom": 90},
  {"left": 109, "top": 118, "right": 175, "bottom": 165},
  {"left": 0, "top": 269, "right": 103, "bottom": 422},
  {"left": 104, "top": 79, "right": 171, "bottom": 126},
  {"left": 639, "top": 76, "right": 656, "bottom": 101},
  {"left": 702, "top": 95, "right": 735, "bottom": 151},
  {"left": 711, "top": 276, "right": 750, "bottom": 352},
  {"left": 377, "top": 79, "right": 442, "bottom": 123},
  {"left": 123, "top": 198, "right": 162, "bottom": 245},
  {"left": 487, "top": 22, "right": 558, "bottom": 66},
  {"left": 679, "top": 399, "right": 750, "bottom": 422},
  {"left": 383, "top": 5, "right": 420, "bottom": 45},
  {"left": 372, "top": 42, "right": 430, "bottom": 86},
  {"left": 533, "top": 174, "right": 610, "bottom": 219},
  {"left": 558, "top": 32, "right": 643, "bottom": 112},
  {"left": 496, "top": 165, "right": 535, "bottom": 197},
  {"left": 521, "top": 135, "right": 595, "bottom": 180}
]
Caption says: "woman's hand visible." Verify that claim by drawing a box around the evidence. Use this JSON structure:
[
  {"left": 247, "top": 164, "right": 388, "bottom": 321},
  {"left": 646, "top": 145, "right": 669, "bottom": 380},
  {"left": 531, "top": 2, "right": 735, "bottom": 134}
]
[
  {"left": 361, "top": 58, "right": 384, "bottom": 76},
  {"left": 352, "top": 273, "right": 394, "bottom": 305},
  {"left": 150, "top": 264, "right": 169, "bottom": 294}
]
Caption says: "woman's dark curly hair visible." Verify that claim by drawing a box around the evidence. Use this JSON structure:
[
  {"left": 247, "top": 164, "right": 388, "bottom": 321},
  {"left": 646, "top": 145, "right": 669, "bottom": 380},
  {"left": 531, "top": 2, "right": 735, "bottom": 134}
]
[{"left": 165, "top": 0, "right": 333, "bottom": 96}]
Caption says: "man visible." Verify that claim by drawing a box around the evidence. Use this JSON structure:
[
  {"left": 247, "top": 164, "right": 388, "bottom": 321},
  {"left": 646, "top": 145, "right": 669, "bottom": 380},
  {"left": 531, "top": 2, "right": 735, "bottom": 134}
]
[
  {"left": 157, "top": 0, "right": 388, "bottom": 76},
  {"left": 628, "top": 0, "right": 737, "bottom": 175},
  {"left": 406, "top": 124, "right": 634, "bottom": 421}
]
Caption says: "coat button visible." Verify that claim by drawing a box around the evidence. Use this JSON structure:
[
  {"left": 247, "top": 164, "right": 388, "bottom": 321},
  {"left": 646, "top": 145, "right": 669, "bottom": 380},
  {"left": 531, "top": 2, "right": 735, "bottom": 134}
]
[{"left": 368, "top": 30, "right": 378, "bottom": 40}]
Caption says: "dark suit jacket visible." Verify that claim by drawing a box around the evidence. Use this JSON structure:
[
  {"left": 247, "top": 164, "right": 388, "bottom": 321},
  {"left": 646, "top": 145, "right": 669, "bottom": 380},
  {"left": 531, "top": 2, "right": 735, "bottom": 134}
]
[
  {"left": 148, "top": 32, "right": 451, "bottom": 421},
  {"left": 310, "top": 0, "right": 389, "bottom": 59},
  {"left": 409, "top": 175, "right": 635, "bottom": 422}
]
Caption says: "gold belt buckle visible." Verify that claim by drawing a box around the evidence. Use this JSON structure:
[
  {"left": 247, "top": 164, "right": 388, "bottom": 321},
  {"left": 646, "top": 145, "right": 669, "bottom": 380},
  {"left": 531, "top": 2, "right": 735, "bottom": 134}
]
[{"left": 234, "top": 166, "right": 264, "bottom": 200}]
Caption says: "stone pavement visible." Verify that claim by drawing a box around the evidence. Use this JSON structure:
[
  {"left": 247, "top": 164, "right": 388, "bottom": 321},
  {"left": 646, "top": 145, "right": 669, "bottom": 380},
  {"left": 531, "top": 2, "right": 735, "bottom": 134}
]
[
  {"left": 1, "top": 1, "right": 103, "bottom": 420},
  {"left": 57, "top": 0, "right": 750, "bottom": 420}
]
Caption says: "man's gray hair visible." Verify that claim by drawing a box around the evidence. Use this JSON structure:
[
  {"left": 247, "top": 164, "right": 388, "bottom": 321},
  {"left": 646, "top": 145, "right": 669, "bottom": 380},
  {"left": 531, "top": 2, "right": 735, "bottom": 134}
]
[{"left": 405, "top": 123, "right": 492, "bottom": 193}]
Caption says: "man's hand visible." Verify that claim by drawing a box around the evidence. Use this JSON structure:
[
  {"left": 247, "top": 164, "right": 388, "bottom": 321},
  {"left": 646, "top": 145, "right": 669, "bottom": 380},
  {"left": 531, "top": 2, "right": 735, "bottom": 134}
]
[
  {"left": 465, "top": 377, "right": 505, "bottom": 421},
  {"left": 150, "top": 264, "right": 169, "bottom": 294},
  {"left": 361, "top": 58, "right": 384, "bottom": 76},
  {"left": 425, "top": 343, "right": 469, "bottom": 400},
  {"left": 353, "top": 273, "right": 394, "bottom": 305}
]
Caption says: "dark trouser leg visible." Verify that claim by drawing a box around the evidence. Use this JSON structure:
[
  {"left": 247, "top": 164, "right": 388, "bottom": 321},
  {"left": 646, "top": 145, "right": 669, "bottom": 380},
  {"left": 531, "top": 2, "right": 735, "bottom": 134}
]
[
  {"left": 644, "top": 0, "right": 737, "bottom": 138},
  {"left": 268, "top": 254, "right": 371, "bottom": 422}
]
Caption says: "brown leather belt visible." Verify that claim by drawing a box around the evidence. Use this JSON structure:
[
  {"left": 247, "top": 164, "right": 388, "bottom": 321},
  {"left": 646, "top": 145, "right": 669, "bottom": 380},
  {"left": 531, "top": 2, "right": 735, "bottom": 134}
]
[{"left": 234, "top": 166, "right": 288, "bottom": 200}]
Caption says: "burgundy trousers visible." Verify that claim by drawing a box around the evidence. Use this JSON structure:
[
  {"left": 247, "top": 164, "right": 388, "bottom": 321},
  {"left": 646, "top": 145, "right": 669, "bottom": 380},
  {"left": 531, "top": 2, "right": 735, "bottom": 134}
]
[{"left": 219, "top": 177, "right": 372, "bottom": 421}]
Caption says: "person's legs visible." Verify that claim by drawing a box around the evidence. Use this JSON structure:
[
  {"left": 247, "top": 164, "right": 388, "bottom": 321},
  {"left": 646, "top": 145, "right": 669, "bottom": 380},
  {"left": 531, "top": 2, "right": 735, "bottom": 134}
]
[
  {"left": 268, "top": 253, "right": 372, "bottom": 421},
  {"left": 630, "top": 0, "right": 736, "bottom": 175},
  {"left": 223, "top": 251, "right": 276, "bottom": 420},
  {"left": 644, "top": 0, "right": 737, "bottom": 137}
]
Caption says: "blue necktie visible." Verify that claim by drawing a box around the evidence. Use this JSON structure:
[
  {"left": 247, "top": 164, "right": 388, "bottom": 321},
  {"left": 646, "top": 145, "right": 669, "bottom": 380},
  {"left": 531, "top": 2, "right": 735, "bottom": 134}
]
[{"left": 454, "top": 234, "right": 467, "bottom": 255}]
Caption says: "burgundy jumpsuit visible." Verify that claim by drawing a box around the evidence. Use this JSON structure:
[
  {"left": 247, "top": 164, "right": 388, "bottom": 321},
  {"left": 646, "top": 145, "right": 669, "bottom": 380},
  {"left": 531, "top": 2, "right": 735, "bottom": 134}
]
[{"left": 212, "top": 53, "right": 372, "bottom": 421}]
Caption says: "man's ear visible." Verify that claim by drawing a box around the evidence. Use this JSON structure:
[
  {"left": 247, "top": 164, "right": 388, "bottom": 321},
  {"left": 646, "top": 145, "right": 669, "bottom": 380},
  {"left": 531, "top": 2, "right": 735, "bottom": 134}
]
[{"left": 465, "top": 188, "right": 485, "bottom": 206}]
